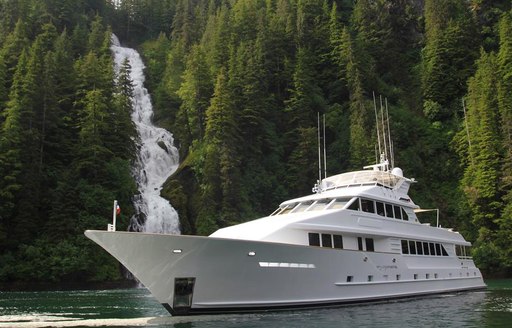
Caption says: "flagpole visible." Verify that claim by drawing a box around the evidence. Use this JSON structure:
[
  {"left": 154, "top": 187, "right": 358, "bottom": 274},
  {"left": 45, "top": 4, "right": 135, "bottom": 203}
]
[{"left": 109, "top": 200, "right": 118, "bottom": 231}]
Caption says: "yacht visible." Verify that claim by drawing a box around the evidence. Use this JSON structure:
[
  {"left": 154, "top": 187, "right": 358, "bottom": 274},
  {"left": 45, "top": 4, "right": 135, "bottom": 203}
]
[{"left": 85, "top": 156, "right": 485, "bottom": 315}]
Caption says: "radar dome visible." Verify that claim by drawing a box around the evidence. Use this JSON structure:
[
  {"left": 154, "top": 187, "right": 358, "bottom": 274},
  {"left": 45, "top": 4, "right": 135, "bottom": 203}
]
[{"left": 391, "top": 167, "right": 403, "bottom": 177}]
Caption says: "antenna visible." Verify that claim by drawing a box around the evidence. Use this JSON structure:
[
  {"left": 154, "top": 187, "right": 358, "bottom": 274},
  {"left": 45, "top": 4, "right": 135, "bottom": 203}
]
[
  {"left": 380, "top": 95, "right": 388, "bottom": 168},
  {"left": 373, "top": 92, "right": 382, "bottom": 163},
  {"left": 323, "top": 114, "right": 327, "bottom": 179},
  {"left": 385, "top": 98, "right": 393, "bottom": 168},
  {"left": 317, "top": 113, "right": 322, "bottom": 185}
]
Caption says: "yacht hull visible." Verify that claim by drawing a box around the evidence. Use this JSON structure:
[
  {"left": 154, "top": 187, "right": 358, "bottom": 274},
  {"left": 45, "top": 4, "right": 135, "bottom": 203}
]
[{"left": 84, "top": 230, "right": 485, "bottom": 315}]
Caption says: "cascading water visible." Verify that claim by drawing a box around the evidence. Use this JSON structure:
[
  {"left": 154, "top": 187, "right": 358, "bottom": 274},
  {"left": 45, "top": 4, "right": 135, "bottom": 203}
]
[{"left": 111, "top": 35, "right": 180, "bottom": 234}]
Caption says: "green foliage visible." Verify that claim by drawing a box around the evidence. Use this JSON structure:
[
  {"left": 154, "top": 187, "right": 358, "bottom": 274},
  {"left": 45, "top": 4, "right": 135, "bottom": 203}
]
[
  {"left": 0, "top": 2, "right": 138, "bottom": 283},
  {"left": 2, "top": 0, "right": 512, "bottom": 283}
]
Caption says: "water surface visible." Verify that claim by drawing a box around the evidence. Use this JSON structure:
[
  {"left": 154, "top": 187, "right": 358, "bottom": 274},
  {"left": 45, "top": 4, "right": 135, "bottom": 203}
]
[{"left": 0, "top": 280, "right": 511, "bottom": 327}]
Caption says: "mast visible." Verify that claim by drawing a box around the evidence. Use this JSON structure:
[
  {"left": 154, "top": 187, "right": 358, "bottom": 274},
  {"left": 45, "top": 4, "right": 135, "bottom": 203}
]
[
  {"left": 373, "top": 92, "right": 382, "bottom": 163},
  {"left": 317, "top": 113, "right": 322, "bottom": 185},
  {"left": 385, "top": 98, "right": 393, "bottom": 168},
  {"left": 323, "top": 114, "right": 327, "bottom": 179},
  {"left": 380, "top": 95, "right": 388, "bottom": 169}
]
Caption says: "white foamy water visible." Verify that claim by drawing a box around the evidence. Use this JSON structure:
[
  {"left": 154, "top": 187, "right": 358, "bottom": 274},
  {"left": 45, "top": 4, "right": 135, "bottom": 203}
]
[{"left": 111, "top": 35, "right": 180, "bottom": 234}]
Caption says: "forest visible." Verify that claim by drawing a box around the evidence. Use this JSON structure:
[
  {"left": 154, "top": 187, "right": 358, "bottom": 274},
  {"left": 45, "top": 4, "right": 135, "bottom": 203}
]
[{"left": 0, "top": 0, "right": 511, "bottom": 285}]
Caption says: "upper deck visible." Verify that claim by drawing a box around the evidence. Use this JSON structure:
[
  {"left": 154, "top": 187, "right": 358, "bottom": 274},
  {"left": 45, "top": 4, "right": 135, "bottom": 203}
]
[{"left": 318, "top": 167, "right": 414, "bottom": 196}]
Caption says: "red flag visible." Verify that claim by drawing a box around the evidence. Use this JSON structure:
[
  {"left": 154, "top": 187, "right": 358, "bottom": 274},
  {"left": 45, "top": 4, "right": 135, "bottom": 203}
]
[{"left": 116, "top": 204, "right": 121, "bottom": 215}]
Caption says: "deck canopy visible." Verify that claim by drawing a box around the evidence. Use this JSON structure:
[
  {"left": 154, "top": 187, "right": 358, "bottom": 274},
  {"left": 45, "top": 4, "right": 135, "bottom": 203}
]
[{"left": 321, "top": 170, "right": 407, "bottom": 191}]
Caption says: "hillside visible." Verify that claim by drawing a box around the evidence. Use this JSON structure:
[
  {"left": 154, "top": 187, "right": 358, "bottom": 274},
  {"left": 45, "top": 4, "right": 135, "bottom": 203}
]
[{"left": 0, "top": 0, "right": 511, "bottom": 284}]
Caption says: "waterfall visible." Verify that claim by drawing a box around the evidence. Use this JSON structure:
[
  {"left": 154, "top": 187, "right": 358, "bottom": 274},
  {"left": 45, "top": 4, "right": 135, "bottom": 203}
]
[{"left": 111, "top": 35, "right": 180, "bottom": 234}]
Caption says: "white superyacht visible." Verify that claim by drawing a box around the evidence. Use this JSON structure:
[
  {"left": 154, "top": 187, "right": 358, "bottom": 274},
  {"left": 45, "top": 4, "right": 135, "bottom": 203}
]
[{"left": 85, "top": 148, "right": 485, "bottom": 315}]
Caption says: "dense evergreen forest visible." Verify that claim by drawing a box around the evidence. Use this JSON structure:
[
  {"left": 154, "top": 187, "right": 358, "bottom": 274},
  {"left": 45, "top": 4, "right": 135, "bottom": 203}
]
[{"left": 0, "top": 0, "right": 511, "bottom": 284}]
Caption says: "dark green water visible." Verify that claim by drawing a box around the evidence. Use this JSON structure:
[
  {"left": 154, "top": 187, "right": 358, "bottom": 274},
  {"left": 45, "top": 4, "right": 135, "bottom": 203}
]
[{"left": 0, "top": 280, "right": 511, "bottom": 327}]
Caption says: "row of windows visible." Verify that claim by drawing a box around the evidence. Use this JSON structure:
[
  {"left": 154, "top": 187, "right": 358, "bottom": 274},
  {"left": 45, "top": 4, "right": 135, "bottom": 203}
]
[
  {"left": 348, "top": 198, "right": 409, "bottom": 220},
  {"left": 308, "top": 233, "right": 375, "bottom": 252},
  {"left": 273, "top": 197, "right": 412, "bottom": 222},
  {"left": 401, "top": 240, "right": 448, "bottom": 256},
  {"left": 273, "top": 198, "right": 352, "bottom": 215},
  {"left": 308, "top": 233, "right": 344, "bottom": 249}
]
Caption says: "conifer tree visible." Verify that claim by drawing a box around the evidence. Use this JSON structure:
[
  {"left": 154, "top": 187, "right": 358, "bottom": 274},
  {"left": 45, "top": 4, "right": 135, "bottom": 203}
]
[
  {"left": 177, "top": 44, "right": 213, "bottom": 145},
  {"left": 338, "top": 27, "right": 373, "bottom": 168},
  {"left": 110, "top": 58, "right": 137, "bottom": 160}
]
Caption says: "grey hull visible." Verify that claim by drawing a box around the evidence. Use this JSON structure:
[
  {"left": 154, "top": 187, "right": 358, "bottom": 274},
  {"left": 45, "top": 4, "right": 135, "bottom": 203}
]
[{"left": 84, "top": 230, "right": 485, "bottom": 315}]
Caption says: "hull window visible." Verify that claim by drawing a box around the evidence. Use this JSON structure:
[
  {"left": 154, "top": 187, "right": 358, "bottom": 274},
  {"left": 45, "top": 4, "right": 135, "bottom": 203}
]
[
  {"left": 321, "top": 234, "right": 333, "bottom": 248},
  {"left": 308, "top": 233, "right": 320, "bottom": 246},
  {"left": 409, "top": 240, "right": 417, "bottom": 254},
  {"left": 173, "top": 278, "right": 196, "bottom": 313},
  {"left": 333, "top": 235, "right": 343, "bottom": 249},
  {"left": 401, "top": 240, "right": 409, "bottom": 254},
  {"left": 365, "top": 238, "right": 375, "bottom": 252}
]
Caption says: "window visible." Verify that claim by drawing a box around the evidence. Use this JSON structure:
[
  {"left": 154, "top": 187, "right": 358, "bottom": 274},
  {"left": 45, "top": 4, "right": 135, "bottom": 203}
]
[
  {"left": 426, "top": 273, "right": 430, "bottom": 279},
  {"left": 330, "top": 198, "right": 351, "bottom": 209},
  {"left": 368, "top": 275, "right": 373, "bottom": 282},
  {"left": 402, "top": 208, "right": 409, "bottom": 220},
  {"left": 308, "top": 233, "right": 320, "bottom": 246},
  {"left": 409, "top": 240, "right": 417, "bottom": 254},
  {"left": 434, "top": 273, "right": 438, "bottom": 279},
  {"left": 293, "top": 201, "right": 313, "bottom": 213},
  {"left": 401, "top": 240, "right": 409, "bottom": 254},
  {"left": 435, "top": 243, "right": 441, "bottom": 256},
  {"left": 376, "top": 202, "right": 385, "bottom": 216},
  {"left": 346, "top": 276, "right": 353, "bottom": 282},
  {"left": 310, "top": 199, "right": 330, "bottom": 211},
  {"left": 423, "top": 242, "right": 430, "bottom": 255},
  {"left": 441, "top": 245, "right": 448, "bottom": 256},
  {"left": 321, "top": 234, "right": 332, "bottom": 248},
  {"left": 429, "top": 243, "right": 435, "bottom": 255},
  {"left": 365, "top": 238, "right": 375, "bottom": 252},
  {"left": 416, "top": 241, "right": 423, "bottom": 255},
  {"left": 358, "top": 237, "right": 363, "bottom": 251},
  {"left": 455, "top": 245, "right": 463, "bottom": 257},
  {"left": 278, "top": 204, "right": 296, "bottom": 215},
  {"left": 394, "top": 206, "right": 402, "bottom": 219},
  {"left": 348, "top": 198, "right": 360, "bottom": 211},
  {"left": 385, "top": 203, "right": 394, "bottom": 218},
  {"left": 414, "top": 274, "right": 418, "bottom": 280},
  {"left": 361, "top": 199, "right": 375, "bottom": 213},
  {"left": 333, "top": 235, "right": 343, "bottom": 249}
]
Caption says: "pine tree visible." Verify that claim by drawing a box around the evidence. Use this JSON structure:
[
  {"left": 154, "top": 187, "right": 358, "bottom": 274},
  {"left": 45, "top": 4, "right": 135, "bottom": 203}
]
[
  {"left": 338, "top": 27, "right": 373, "bottom": 168},
  {"left": 496, "top": 11, "right": 512, "bottom": 269},
  {"left": 110, "top": 57, "right": 136, "bottom": 159},
  {"left": 177, "top": 44, "right": 213, "bottom": 145},
  {"left": 197, "top": 68, "right": 241, "bottom": 234},
  {"left": 422, "top": 0, "right": 479, "bottom": 121},
  {"left": 76, "top": 88, "right": 113, "bottom": 181},
  {"left": 463, "top": 51, "right": 501, "bottom": 231}
]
